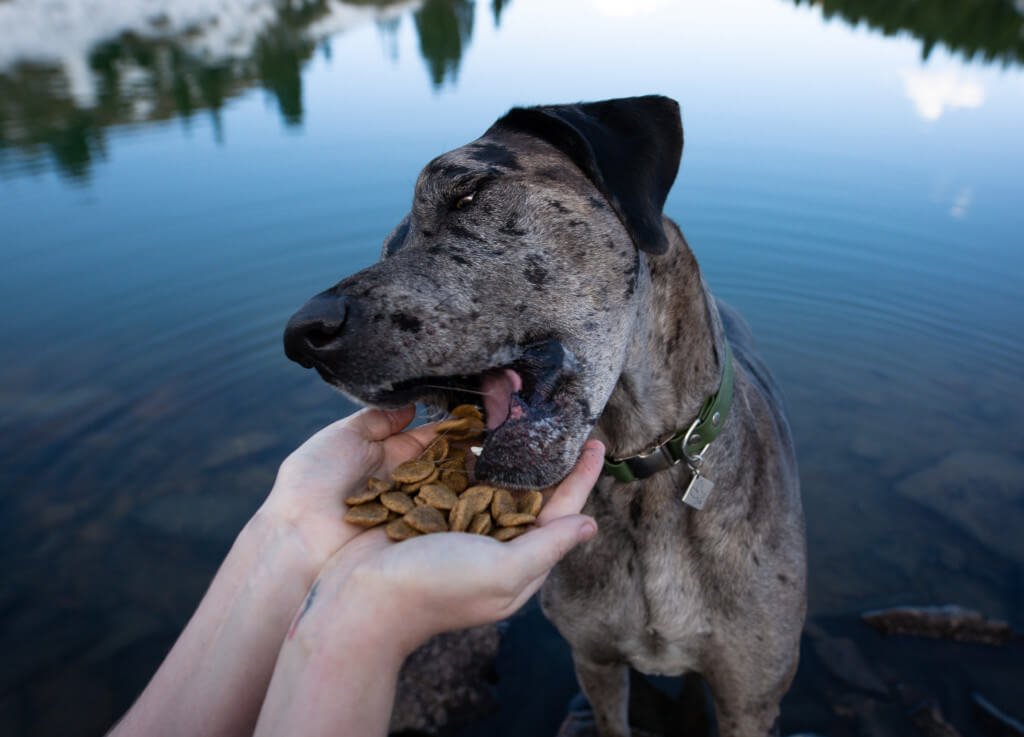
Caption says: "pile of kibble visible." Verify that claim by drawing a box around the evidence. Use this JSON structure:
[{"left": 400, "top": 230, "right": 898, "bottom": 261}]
[{"left": 343, "top": 405, "right": 543, "bottom": 542}]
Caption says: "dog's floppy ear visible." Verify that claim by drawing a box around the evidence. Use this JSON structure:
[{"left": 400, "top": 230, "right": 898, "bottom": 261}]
[{"left": 488, "top": 95, "right": 682, "bottom": 254}]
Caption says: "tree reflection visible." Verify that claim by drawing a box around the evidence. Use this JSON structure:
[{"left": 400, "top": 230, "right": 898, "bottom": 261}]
[
  {"left": 414, "top": 0, "right": 475, "bottom": 88},
  {"left": 792, "top": 0, "right": 1024, "bottom": 66}
]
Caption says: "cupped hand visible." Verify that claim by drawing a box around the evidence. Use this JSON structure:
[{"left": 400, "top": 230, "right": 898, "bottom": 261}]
[
  {"left": 257, "top": 406, "right": 439, "bottom": 571},
  {"left": 291, "top": 439, "right": 605, "bottom": 657}
]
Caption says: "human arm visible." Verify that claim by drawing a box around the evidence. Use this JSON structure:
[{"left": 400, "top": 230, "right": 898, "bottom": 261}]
[
  {"left": 108, "top": 406, "right": 438, "bottom": 737},
  {"left": 252, "top": 439, "right": 604, "bottom": 737}
]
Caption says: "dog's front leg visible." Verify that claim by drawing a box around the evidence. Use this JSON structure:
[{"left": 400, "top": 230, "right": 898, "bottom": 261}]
[{"left": 573, "top": 656, "right": 630, "bottom": 737}]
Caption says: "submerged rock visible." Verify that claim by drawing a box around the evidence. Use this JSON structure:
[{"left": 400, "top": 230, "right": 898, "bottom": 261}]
[
  {"left": 861, "top": 604, "right": 1014, "bottom": 645},
  {"left": 908, "top": 699, "right": 962, "bottom": 737}
]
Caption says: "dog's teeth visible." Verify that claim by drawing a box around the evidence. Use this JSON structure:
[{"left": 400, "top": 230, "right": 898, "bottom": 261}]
[{"left": 470, "top": 446, "right": 483, "bottom": 457}]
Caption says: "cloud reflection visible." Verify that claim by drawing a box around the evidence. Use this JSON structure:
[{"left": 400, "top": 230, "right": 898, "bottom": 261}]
[{"left": 901, "top": 68, "right": 985, "bottom": 121}]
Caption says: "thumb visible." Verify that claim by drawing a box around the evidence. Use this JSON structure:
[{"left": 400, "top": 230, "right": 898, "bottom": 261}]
[{"left": 502, "top": 514, "right": 598, "bottom": 586}]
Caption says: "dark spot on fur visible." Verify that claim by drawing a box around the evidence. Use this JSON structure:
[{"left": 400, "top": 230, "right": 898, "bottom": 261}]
[
  {"left": 626, "top": 557, "right": 635, "bottom": 576},
  {"left": 547, "top": 199, "right": 570, "bottom": 214},
  {"left": 451, "top": 254, "right": 469, "bottom": 266},
  {"left": 426, "top": 161, "right": 472, "bottom": 178},
  {"left": 523, "top": 254, "right": 548, "bottom": 288},
  {"left": 427, "top": 245, "right": 442, "bottom": 255},
  {"left": 584, "top": 320, "right": 598, "bottom": 331},
  {"left": 753, "top": 553, "right": 761, "bottom": 567},
  {"left": 448, "top": 224, "right": 485, "bottom": 243},
  {"left": 516, "top": 303, "right": 527, "bottom": 312},
  {"left": 777, "top": 573, "right": 789, "bottom": 584},
  {"left": 384, "top": 219, "right": 410, "bottom": 256},
  {"left": 588, "top": 195, "right": 608, "bottom": 210},
  {"left": 537, "top": 167, "right": 562, "bottom": 182},
  {"left": 624, "top": 252, "right": 639, "bottom": 299},
  {"left": 469, "top": 311, "right": 481, "bottom": 320},
  {"left": 605, "top": 239, "right": 616, "bottom": 250},
  {"left": 390, "top": 313, "right": 421, "bottom": 333},
  {"left": 468, "top": 142, "right": 523, "bottom": 170},
  {"left": 501, "top": 213, "right": 527, "bottom": 237},
  {"left": 422, "top": 229, "right": 434, "bottom": 237},
  {"left": 568, "top": 219, "right": 586, "bottom": 229},
  {"left": 629, "top": 493, "right": 643, "bottom": 528}
]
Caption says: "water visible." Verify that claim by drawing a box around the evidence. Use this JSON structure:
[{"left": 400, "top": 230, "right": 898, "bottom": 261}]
[{"left": 2, "top": 1, "right": 1023, "bottom": 734}]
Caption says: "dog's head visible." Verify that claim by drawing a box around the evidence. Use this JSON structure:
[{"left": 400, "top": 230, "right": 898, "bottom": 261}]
[{"left": 284, "top": 95, "right": 683, "bottom": 488}]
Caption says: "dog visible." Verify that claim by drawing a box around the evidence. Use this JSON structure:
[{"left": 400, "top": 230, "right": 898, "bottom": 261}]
[{"left": 283, "top": 95, "right": 806, "bottom": 737}]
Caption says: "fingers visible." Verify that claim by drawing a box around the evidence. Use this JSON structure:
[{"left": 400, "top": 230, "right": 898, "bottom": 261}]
[
  {"left": 502, "top": 514, "right": 597, "bottom": 589},
  {"left": 347, "top": 406, "right": 417, "bottom": 442},
  {"left": 537, "top": 439, "right": 604, "bottom": 524}
]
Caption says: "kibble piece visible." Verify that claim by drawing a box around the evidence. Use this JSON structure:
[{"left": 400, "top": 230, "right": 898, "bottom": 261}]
[
  {"left": 404, "top": 505, "right": 449, "bottom": 534},
  {"left": 497, "top": 512, "right": 537, "bottom": 528},
  {"left": 468, "top": 512, "right": 493, "bottom": 536},
  {"left": 440, "top": 450, "right": 467, "bottom": 469},
  {"left": 451, "top": 404, "right": 484, "bottom": 420},
  {"left": 343, "top": 502, "right": 389, "bottom": 527},
  {"left": 518, "top": 490, "right": 543, "bottom": 517},
  {"left": 449, "top": 498, "right": 473, "bottom": 532},
  {"left": 420, "top": 436, "right": 449, "bottom": 463},
  {"left": 346, "top": 484, "right": 383, "bottom": 506},
  {"left": 413, "top": 495, "right": 428, "bottom": 506},
  {"left": 493, "top": 525, "right": 528, "bottom": 542},
  {"left": 391, "top": 460, "right": 436, "bottom": 484},
  {"left": 461, "top": 486, "right": 496, "bottom": 516},
  {"left": 440, "top": 469, "right": 469, "bottom": 492},
  {"left": 386, "top": 518, "right": 422, "bottom": 541},
  {"left": 380, "top": 492, "right": 415, "bottom": 515},
  {"left": 491, "top": 489, "right": 516, "bottom": 519},
  {"left": 418, "top": 484, "right": 459, "bottom": 510}
]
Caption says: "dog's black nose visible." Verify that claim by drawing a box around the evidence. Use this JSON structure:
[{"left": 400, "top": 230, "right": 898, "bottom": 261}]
[{"left": 283, "top": 293, "right": 351, "bottom": 368}]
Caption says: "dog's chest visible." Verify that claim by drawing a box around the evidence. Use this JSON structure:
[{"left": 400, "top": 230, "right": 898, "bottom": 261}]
[{"left": 542, "top": 482, "right": 713, "bottom": 675}]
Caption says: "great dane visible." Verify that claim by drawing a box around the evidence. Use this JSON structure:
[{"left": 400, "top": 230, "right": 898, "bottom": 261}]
[{"left": 283, "top": 95, "right": 807, "bottom": 737}]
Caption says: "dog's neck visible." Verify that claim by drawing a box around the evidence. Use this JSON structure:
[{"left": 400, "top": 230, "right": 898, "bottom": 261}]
[{"left": 597, "top": 227, "right": 726, "bottom": 460}]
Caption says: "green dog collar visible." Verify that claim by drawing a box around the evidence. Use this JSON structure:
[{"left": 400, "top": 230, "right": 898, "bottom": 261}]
[{"left": 602, "top": 341, "right": 734, "bottom": 484}]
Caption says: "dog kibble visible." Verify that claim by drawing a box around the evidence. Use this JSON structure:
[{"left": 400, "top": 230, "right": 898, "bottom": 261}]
[
  {"left": 518, "top": 490, "right": 543, "bottom": 517},
  {"left": 419, "top": 483, "right": 459, "bottom": 510},
  {"left": 491, "top": 489, "right": 516, "bottom": 519},
  {"left": 404, "top": 505, "right": 448, "bottom": 534},
  {"left": 343, "top": 405, "right": 543, "bottom": 543},
  {"left": 343, "top": 502, "right": 389, "bottom": 526},
  {"left": 469, "top": 512, "right": 493, "bottom": 536},
  {"left": 380, "top": 491, "right": 416, "bottom": 515}
]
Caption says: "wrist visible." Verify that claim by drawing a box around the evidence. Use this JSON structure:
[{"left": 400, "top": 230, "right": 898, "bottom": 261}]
[{"left": 242, "top": 506, "right": 323, "bottom": 593}]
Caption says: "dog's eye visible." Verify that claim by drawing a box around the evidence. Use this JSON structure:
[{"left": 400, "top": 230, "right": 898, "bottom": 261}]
[{"left": 454, "top": 193, "right": 475, "bottom": 210}]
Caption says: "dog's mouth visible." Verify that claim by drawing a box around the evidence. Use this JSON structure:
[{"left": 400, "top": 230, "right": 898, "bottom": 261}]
[{"left": 321, "top": 339, "right": 581, "bottom": 487}]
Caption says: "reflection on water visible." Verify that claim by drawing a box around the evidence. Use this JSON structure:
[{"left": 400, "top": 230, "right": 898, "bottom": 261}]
[
  {"left": 793, "top": 0, "right": 1024, "bottom": 65},
  {"left": 3, "top": 0, "right": 1020, "bottom": 181},
  {"left": 0, "top": 0, "right": 489, "bottom": 180}
]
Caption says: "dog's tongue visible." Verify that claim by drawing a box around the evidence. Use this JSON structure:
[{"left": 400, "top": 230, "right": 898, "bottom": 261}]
[{"left": 481, "top": 368, "right": 523, "bottom": 430}]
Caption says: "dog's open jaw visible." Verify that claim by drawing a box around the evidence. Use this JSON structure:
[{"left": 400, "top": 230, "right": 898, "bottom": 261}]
[{"left": 336, "top": 338, "right": 582, "bottom": 488}]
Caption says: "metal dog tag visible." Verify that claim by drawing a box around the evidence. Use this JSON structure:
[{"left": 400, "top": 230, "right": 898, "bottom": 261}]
[{"left": 682, "top": 468, "right": 714, "bottom": 510}]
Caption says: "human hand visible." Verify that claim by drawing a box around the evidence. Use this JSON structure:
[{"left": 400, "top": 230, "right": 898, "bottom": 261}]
[
  {"left": 256, "top": 406, "right": 439, "bottom": 573},
  {"left": 286, "top": 439, "right": 605, "bottom": 657}
]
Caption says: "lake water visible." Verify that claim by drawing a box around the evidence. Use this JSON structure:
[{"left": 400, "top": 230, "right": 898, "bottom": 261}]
[{"left": 2, "top": 0, "right": 1023, "bottom": 735}]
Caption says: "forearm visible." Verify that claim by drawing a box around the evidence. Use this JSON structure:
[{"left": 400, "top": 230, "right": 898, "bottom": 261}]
[
  {"left": 110, "top": 509, "right": 320, "bottom": 737},
  {"left": 254, "top": 569, "right": 406, "bottom": 737}
]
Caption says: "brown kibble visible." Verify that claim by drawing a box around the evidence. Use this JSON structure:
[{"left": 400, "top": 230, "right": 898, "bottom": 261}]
[
  {"left": 346, "top": 485, "right": 382, "bottom": 506},
  {"left": 414, "top": 495, "right": 428, "bottom": 506},
  {"left": 451, "top": 404, "right": 484, "bottom": 421},
  {"left": 391, "top": 460, "right": 435, "bottom": 484},
  {"left": 343, "top": 502, "right": 389, "bottom": 527},
  {"left": 380, "top": 492, "right": 415, "bottom": 515},
  {"left": 418, "top": 484, "right": 459, "bottom": 510},
  {"left": 440, "top": 469, "right": 468, "bottom": 492},
  {"left": 440, "top": 449, "right": 467, "bottom": 468},
  {"left": 420, "top": 436, "right": 449, "bottom": 463},
  {"left": 445, "top": 427, "right": 484, "bottom": 441},
  {"left": 404, "top": 505, "right": 448, "bottom": 534},
  {"left": 468, "top": 512, "right": 493, "bottom": 536},
  {"left": 493, "top": 525, "right": 528, "bottom": 542},
  {"left": 449, "top": 498, "right": 473, "bottom": 532},
  {"left": 518, "top": 490, "right": 543, "bottom": 517},
  {"left": 386, "top": 518, "right": 422, "bottom": 541},
  {"left": 461, "top": 486, "right": 495, "bottom": 516},
  {"left": 497, "top": 512, "right": 536, "bottom": 527},
  {"left": 491, "top": 489, "right": 516, "bottom": 519}
]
